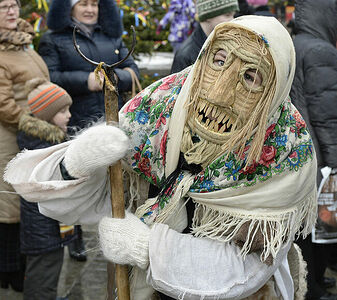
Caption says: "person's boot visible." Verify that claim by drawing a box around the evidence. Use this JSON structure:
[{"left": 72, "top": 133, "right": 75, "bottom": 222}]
[
  {"left": 319, "top": 277, "right": 337, "bottom": 289},
  {"left": 68, "top": 225, "right": 87, "bottom": 262},
  {"left": 319, "top": 291, "right": 337, "bottom": 300},
  {"left": 0, "top": 271, "right": 24, "bottom": 292},
  {"left": 8, "top": 270, "right": 24, "bottom": 292},
  {"left": 0, "top": 272, "right": 9, "bottom": 289}
]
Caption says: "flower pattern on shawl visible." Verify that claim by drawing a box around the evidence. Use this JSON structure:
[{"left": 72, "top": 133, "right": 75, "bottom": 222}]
[
  {"left": 121, "top": 69, "right": 189, "bottom": 186},
  {"left": 120, "top": 68, "right": 314, "bottom": 222},
  {"left": 189, "top": 98, "right": 313, "bottom": 192}
]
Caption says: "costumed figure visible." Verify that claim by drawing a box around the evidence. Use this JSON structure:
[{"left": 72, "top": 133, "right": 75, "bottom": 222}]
[{"left": 5, "top": 16, "right": 317, "bottom": 300}]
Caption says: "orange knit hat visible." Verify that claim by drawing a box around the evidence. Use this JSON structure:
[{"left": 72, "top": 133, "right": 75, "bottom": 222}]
[{"left": 26, "top": 78, "right": 72, "bottom": 122}]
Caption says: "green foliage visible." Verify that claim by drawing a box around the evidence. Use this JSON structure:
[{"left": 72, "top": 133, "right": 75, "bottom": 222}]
[
  {"left": 118, "top": 0, "right": 172, "bottom": 58},
  {"left": 20, "top": 0, "right": 48, "bottom": 49}
]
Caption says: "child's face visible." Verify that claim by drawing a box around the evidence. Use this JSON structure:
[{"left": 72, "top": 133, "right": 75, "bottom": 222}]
[{"left": 51, "top": 106, "right": 71, "bottom": 133}]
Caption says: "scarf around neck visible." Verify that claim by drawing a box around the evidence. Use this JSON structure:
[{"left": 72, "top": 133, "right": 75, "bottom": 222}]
[
  {"left": 119, "top": 16, "right": 317, "bottom": 262},
  {"left": 0, "top": 18, "right": 34, "bottom": 51}
]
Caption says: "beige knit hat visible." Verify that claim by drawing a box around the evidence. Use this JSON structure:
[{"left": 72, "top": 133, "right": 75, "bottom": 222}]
[
  {"left": 26, "top": 78, "right": 72, "bottom": 122},
  {"left": 196, "top": 0, "right": 239, "bottom": 22}
]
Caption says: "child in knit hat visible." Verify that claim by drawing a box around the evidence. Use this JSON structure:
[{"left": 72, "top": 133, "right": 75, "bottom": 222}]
[{"left": 17, "top": 78, "right": 76, "bottom": 300}]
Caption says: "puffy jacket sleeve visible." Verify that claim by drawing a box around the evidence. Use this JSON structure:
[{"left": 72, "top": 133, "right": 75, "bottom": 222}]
[
  {"left": 113, "top": 38, "right": 140, "bottom": 93},
  {"left": 0, "top": 67, "right": 22, "bottom": 125},
  {"left": 38, "top": 32, "right": 91, "bottom": 96},
  {"left": 303, "top": 45, "right": 337, "bottom": 168}
]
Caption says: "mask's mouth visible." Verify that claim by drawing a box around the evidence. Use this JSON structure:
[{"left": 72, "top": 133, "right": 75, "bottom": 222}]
[{"left": 193, "top": 98, "right": 240, "bottom": 134}]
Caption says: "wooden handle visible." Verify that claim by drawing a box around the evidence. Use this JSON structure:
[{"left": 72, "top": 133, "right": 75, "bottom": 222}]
[{"left": 105, "top": 84, "right": 130, "bottom": 300}]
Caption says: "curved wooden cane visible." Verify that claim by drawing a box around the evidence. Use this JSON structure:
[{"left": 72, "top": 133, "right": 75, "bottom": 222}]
[{"left": 73, "top": 26, "right": 136, "bottom": 300}]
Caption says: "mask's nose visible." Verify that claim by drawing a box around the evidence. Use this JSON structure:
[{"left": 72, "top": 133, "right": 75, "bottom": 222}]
[{"left": 208, "top": 57, "right": 241, "bottom": 107}]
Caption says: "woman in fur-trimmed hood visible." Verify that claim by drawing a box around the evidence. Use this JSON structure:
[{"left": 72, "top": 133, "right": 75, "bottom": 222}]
[
  {"left": 6, "top": 16, "right": 316, "bottom": 299},
  {"left": 38, "top": 0, "right": 139, "bottom": 129}
]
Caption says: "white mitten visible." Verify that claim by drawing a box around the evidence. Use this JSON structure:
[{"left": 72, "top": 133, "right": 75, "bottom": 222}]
[
  {"left": 99, "top": 212, "right": 150, "bottom": 270},
  {"left": 64, "top": 123, "right": 129, "bottom": 178}
]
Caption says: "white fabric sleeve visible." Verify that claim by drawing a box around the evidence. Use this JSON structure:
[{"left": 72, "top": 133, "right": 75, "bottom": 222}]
[
  {"left": 147, "top": 223, "right": 291, "bottom": 300},
  {"left": 4, "top": 141, "right": 112, "bottom": 225}
]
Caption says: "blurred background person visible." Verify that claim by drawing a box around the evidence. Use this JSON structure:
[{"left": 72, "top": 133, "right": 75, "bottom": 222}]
[
  {"left": 38, "top": 0, "right": 139, "bottom": 262},
  {"left": 0, "top": 0, "right": 49, "bottom": 291},
  {"left": 246, "top": 0, "right": 274, "bottom": 17},
  {"left": 156, "top": 0, "right": 196, "bottom": 53},
  {"left": 235, "top": 0, "right": 255, "bottom": 17},
  {"left": 38, "top": 0, "right": 140, "bottom": 130},
  {"left": 18, "top": 79, "right": 77, "bottom": 300},
  {"left": 290, "top": 0, "right": 337, "bottom": 299},
  {"left": 170, "top": 0, "right": 239, "bottom": 74}
]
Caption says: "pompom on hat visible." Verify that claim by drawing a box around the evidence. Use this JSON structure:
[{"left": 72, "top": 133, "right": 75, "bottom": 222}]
[
  {"left": 26, "top": 78, "right": 72, "bottom": 122},
  {"left": 196, "top": 0, "right": 239, "bottom": 22},
  {"left": 246, "top": 0, "right": 268, "bottom": 6}
]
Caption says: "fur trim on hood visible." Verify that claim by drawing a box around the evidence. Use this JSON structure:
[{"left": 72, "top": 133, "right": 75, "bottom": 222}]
[
  {"left": 18, "top": 113, "right": 66, "bottom": 144},
  {"left": 46, "top": 0, "right": 123, "bottom": 38}
]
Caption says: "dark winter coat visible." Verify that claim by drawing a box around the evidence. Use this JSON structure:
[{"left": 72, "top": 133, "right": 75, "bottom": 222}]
[
  {"left": 235, "top": 0, "right": 255, "bottom": 17},
  {"left": 170, "top": 23, "right": 207, "bottom": 74},
  {"left": 38, "top": 0, "right": 140, "bottom": 129},
  {"left": 17, "top": 114, "right": 77, "bottom": 255},
  {"left": 253, "top": 5, "right": 274, "bottom": 17},
  {"left": 290, "top": 0, "right": 337, "bottom": 177}
]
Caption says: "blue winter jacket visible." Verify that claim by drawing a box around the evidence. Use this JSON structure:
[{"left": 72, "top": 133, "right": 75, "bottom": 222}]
[{"left": 38, "top": 0, "right": 140, "bottom": 129}]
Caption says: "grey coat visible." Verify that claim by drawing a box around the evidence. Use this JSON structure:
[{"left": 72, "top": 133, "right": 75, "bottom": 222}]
[{"left": 290, "top": 0, "right": 337, "bottom": 177}]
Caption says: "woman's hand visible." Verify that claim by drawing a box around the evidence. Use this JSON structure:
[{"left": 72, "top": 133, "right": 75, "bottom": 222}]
[{"left": 87, "top": 72, "right": 103, "bottom": 91}]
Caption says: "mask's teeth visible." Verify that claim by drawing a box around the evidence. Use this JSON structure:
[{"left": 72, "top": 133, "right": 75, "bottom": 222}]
[
  {"left": 206, "top": 105, "right": 212, "bottom": 117},
  {"left": 215, "top": 109, "right": 221, "bottom": 118},
  {"left": 198, "top": 114, "right": 203, "bottom": 122},
  {"left": 223, "top": 115, "right": 230, "bottom": 124},
  {"left": 210, "top": 120, "right": 215, "bottom": 131},
  {"left": 219, "top": 111, "right": 226, "bottom": 122},
  {"left": 219, "top": 124, "right": 226, "bottom": 133},
  {"left": 200, "top": 101, "right": 206, "bottom": 112},
  {"left": 211, "top": 106, "right": 217, "bottom": 118},
  {"left": 205, "top": 118, "right": 211, "bottom": 126},
  {"left": 227, "top": 117, "right": 233, "bottom": 128},
  {"left": 197, "top": 101, "right": 202, "bottom": 112}
]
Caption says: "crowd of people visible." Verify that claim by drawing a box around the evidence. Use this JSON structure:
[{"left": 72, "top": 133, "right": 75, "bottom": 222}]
[{"left": 0, "top": 0, "right": 337, "bottom": 300}]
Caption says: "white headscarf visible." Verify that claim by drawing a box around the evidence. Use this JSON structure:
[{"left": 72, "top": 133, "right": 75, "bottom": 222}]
[{"left": 71, "top": 0, "right": 80, "bottom": 7}]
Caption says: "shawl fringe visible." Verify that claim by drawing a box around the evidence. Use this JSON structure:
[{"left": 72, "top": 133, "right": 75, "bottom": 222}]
[{"left": 191, "top": 191, "right": 317, "bottom": 262}]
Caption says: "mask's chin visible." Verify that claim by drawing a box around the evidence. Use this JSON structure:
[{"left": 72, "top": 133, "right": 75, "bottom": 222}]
[{"left": 187, "top": 98, "right": 243, "bottom": 144}]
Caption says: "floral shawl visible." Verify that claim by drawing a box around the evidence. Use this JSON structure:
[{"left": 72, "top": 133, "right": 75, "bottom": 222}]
[{"left": 120, "top": 16, "right": 317, "bottom": 261}]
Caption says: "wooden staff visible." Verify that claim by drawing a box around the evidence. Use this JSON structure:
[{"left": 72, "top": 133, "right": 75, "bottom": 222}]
[{"left": 73, "top": 26, "right": 136, "bottom": 300}]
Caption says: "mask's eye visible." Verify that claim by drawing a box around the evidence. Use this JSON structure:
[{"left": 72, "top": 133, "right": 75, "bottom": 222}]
[
  {"left": 213, "top": 50, "right": 227, "bottom": 67},
  {"left": 244, "top": 69, "right": 262, "bottom": 88}
]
